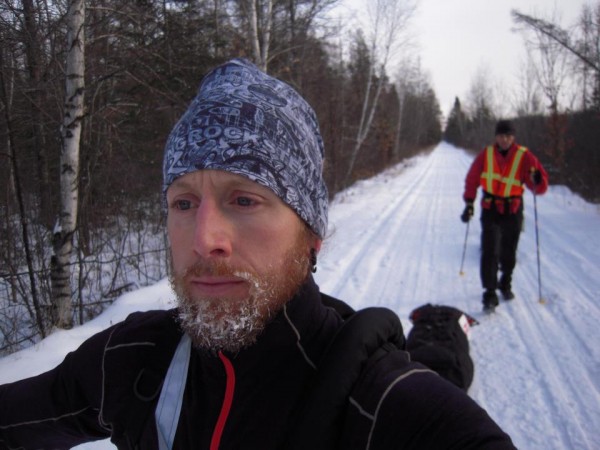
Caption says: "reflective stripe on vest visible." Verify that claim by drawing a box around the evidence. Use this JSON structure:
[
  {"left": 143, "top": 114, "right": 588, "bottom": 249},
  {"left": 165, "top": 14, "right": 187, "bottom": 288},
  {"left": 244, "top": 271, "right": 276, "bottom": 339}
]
[{"left": 480, "top": 145, "right": 527, "bottom": 197}]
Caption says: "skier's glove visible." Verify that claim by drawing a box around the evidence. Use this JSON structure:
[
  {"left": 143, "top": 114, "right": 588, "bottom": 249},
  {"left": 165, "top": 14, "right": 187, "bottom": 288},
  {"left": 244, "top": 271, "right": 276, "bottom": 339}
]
[
  {"left": 531, "top": 169, "right": 542, "bottom": 185},
  {"left": 461, "top": 202, "right": 474, "bottom": 223}
]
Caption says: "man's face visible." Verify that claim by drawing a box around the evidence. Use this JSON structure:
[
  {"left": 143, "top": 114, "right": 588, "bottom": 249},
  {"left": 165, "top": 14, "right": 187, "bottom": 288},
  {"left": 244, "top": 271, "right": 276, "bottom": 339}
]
[
  {"left": 495, "top": 133, "right": 515, "bottom": 151},
  {"left": 166, "top": 170, "right": 320, "bottom": 353}
]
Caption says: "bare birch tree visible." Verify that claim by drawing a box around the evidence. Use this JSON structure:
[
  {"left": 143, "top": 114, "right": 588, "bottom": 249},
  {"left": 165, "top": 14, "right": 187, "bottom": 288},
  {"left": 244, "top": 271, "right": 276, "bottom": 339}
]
[
  {"left": 466, "top": 65, "right": 496, "bottom": 124},
  {"left": 51, "top": 0, "right": 85, "bottom": 329},
  {"left": 248, "top": 0, "right": 273, "bottom": 71},
  {"left": 512, "top": 9, "right": 571, "bottom": 113},
  {"left": 512, "top": 8, "right": 600, "bottom": 75},
  {"left": 513, "top": 56, "right": 543, "bottom": 116},
  {"left": 392, "top": 57, "right": 419, "bottom": 161},
  {"left": 512, "top": 9, "right": 573, "bottom": 171},
  {"left": 344, "top": 0, "right": 416, "bottom": 185}
]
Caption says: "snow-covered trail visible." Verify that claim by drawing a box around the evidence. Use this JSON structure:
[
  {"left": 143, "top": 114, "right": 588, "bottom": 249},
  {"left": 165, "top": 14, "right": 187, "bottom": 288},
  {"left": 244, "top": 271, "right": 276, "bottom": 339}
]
[
  {"left": 1, "top": 142, "right": 599, "bottom": 450},
  {"left": 315, "top": 142, "right": 600, "bottom": 450}
]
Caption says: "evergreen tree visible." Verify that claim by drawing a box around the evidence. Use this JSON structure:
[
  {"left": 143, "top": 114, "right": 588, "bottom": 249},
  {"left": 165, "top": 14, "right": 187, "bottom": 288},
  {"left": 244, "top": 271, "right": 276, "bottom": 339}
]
[{"left": 444, "top": 97, "right": 467, "bottom": 146}]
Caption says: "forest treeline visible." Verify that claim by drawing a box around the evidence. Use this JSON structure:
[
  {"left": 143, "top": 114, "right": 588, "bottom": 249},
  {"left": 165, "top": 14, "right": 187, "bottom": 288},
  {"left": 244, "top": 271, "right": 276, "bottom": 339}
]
[{"left": 0, "top": 0, "right": 441, "bottom": 352}]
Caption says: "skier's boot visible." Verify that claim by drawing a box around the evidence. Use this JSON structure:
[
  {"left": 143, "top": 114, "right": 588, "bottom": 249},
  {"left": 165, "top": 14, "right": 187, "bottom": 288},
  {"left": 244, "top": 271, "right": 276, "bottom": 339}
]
[
  {"left": 482, "top": 289, "right": 499, "bottom": 313},
  {"left": 499, "top": 274, "right": 515, "bottom": 300}
]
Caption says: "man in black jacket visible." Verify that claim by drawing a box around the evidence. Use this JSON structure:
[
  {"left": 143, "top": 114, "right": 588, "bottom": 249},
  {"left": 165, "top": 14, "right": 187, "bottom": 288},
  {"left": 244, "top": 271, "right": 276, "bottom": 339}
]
[{"left": 0, "top": 58, "right": 516, "bottom": 450}]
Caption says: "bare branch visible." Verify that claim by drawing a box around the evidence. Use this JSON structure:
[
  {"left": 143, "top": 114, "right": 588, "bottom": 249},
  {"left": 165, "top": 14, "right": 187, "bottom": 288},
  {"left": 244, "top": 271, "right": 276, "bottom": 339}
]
[{"left": 512, "top": 9, "right": 600, "bottom": 73}]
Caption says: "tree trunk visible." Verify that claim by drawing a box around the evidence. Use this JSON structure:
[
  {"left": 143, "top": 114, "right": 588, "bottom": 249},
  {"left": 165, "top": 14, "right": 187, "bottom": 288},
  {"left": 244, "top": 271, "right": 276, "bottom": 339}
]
[
  {"left": 0, "top": 48, "right": 47, "bottom": 338},
  {"left": 393, "top": 88, "right": 406, "bottom": 161},
  {"left": 249, "top": 0, "right": 262, "bottom": 68},
  {"left": 248, "top": 0, "right": 272, "bottom": 71},
  {"left": 343, "top": 0, "right": 415, "bottom": 185},
  {"left": 51, "top": 0, "right": 85, "bottom": 330},
  {"left": 22, "top": 0, "right": 53, "bottom": 227},
  {"left": 261, "top": 0, "right": 273, "bottom": 70},
  {"left": 343, "top": 63, "right": 385, "bottom": 185}
]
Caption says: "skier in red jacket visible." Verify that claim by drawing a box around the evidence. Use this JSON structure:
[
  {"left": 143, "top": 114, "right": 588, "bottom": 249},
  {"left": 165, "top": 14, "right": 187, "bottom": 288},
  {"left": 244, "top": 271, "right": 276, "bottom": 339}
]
[{"left": 461, "top": 120, "right": 549, "bottom": 312}]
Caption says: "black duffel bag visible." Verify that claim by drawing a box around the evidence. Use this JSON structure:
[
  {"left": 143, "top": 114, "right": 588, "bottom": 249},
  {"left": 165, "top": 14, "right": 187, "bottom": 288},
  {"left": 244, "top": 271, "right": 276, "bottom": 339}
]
[{"left": 406, "top": 304, "right": 477, "bottom": 391}]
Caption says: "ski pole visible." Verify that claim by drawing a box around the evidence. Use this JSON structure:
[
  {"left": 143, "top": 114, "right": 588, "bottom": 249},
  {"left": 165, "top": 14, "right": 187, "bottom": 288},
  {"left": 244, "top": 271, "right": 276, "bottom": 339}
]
[
  {"left": 532, "top": 190, "right": 545, "bottom": 304},
  {"left": 459, "top": 220, "right": 469, "bottom": 276}
]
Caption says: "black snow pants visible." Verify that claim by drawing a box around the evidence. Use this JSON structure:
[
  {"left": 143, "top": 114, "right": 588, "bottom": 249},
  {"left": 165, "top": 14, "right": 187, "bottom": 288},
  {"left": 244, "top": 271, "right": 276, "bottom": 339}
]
[{"left": 480, "top": 202, "right": 523, "bottom": 292}]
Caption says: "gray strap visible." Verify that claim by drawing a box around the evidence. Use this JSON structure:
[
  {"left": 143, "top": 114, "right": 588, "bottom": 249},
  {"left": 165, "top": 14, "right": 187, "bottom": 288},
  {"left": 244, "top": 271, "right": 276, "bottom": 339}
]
[{"left": 155, "top": 333, "right": 192, "bottom": 450}]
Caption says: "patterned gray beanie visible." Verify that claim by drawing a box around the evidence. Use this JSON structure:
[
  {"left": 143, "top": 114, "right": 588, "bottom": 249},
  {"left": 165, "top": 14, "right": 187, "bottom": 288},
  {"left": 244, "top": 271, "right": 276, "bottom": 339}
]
[{"left": 162, "top": 58, "right": 328, "bottom": 238}]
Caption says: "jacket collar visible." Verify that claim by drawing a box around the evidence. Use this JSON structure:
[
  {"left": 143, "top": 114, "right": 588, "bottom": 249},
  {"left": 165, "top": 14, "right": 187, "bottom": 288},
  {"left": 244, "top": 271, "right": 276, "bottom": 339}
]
[
  {"left": 193, "top": 276, "right": 342, "bottom": 370},
  {"left": 494, "top": 142, "right": 518, "bottom": 155}
]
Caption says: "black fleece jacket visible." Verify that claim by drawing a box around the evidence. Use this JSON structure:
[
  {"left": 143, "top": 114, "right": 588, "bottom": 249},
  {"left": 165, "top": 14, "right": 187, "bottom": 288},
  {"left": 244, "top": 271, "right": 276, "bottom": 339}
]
[{"left": 0, "top": 277, "right": 515, "bottom": 449}]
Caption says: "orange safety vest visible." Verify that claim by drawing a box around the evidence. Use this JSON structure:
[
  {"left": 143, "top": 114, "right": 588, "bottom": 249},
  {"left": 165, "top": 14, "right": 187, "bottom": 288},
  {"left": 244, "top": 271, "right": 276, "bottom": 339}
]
[{"left": 480, "top": 145, "right": 528, "bottom": 198}]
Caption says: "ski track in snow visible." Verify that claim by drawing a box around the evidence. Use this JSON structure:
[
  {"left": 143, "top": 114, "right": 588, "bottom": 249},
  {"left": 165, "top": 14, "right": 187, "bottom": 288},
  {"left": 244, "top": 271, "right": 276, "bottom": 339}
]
[
  {"left": 315, "top": 143, "right": 600, "bottom": 450},
  {"left": 1, "top": 142, "right": 599, "bottom": 450}
]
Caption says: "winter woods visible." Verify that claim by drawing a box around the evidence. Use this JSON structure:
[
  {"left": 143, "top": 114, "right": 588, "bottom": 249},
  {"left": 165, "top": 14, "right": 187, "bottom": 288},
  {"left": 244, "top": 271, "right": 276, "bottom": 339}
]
[
  {"left": 1, "top": 0, "right": 598, "bottom": 355},
  {"left": 0, "top": 0, "right": 440, "bottom": 354}
]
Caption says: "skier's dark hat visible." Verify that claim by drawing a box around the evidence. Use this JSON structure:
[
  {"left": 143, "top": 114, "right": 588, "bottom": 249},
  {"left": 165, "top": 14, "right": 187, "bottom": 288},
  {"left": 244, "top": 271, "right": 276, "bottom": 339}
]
[{"left": 495, "top": 120, "right": 516, "bottom": 136}]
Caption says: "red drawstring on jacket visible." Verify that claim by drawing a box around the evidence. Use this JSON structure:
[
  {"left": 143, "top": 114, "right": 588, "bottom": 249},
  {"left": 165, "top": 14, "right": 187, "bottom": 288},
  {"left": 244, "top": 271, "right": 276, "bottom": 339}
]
[{"left": 210, "top": 351, "right": 236, "bottom": 450}]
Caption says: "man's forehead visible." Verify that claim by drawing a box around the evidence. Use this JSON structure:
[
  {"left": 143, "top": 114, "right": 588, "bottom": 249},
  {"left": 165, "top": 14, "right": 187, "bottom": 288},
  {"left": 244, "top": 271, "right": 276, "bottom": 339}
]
[{"left": 169, "top": 169, "right": 276, "bottom": 196}]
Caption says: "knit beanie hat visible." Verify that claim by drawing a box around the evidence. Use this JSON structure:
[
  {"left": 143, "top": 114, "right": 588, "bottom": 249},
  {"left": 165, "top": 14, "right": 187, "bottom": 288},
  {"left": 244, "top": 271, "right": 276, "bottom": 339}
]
[
  {"left": 495, "top": 120, "right": 516, "bottom": 135},
  {"left": 162, "top": 58, "right": 328, "bottom": 238}
]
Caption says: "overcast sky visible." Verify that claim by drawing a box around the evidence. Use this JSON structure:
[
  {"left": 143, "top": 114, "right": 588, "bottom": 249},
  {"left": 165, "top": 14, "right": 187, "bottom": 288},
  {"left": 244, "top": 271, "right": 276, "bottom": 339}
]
[{"left": 329, "top": 0, "right": 589, "bottom": 119}]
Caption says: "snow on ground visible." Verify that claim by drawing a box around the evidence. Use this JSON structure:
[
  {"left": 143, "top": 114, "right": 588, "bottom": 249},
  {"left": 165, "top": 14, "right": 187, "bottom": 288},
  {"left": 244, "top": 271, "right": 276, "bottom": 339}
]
[{"left": 1, "top": 142, "right": 599, "bottom": 449}]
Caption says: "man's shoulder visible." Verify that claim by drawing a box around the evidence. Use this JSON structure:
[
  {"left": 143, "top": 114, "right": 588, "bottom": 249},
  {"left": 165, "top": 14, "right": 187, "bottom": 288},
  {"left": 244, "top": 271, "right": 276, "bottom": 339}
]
[
  {"left": 106, "top": 308, "right": 181, "bottom": 347},
  {"left": 353, "top": 344, "right": 431, "bottom": 401},
  {"left": 513, "top": 143, "right": 529, "bottom": 154},
  {"left": 315, "top": 306, "right": 412, "bottom": 408},
  {"left": 119, "top": 308, "right": 179, "bottom": 330},
  {"left": 320, "top": 293, "right": 355, "bottom": 319},
  {"left": 95, "top": 309, "right": 182, "bottom": 443}
]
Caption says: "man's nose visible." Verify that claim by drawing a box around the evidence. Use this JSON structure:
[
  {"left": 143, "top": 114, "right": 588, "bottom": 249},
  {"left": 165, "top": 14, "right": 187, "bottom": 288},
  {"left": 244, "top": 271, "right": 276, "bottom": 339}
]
[{"left": 192, "top": 199, "right": 233, "bottom": 258}]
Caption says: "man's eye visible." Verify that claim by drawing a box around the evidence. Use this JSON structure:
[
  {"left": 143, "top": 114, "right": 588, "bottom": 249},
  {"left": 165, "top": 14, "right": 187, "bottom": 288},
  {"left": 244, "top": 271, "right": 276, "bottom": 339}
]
[
  {"left": 236, "top": 196, "right": 254, "bottom": 207},
  {"left": 175, "top": 200, "right": 192, "bottom": 210}
]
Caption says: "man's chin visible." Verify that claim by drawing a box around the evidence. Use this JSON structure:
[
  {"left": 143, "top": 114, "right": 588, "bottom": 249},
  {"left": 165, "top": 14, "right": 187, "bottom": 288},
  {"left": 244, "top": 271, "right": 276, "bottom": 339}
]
[
  {"left": 177, "top": 295, "right": 283, "bottom": 353},
  {"left": 185, "top": 290, "right": 248, "bottom": 307},
  {"left": 169, "top": 236, "right": 312, "bottom": 352}
]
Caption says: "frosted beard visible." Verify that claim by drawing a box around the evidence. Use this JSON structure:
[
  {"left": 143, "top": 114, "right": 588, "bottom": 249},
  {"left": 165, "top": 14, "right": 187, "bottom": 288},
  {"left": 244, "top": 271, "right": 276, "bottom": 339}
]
[{"left": 169, "top": 242, "right": 310, "bottom": 354}]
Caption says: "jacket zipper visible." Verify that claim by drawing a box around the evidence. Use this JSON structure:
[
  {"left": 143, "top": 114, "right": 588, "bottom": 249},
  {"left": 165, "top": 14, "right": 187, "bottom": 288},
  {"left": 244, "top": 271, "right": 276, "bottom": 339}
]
[{"left": 210, "top": 351, "right": 236, "bottom": 450}]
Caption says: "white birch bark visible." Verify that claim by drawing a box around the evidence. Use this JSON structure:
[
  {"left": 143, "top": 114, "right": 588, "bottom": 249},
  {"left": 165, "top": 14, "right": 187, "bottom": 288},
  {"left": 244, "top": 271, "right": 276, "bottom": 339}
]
[
  {"left": 344, "top": 0, "right": 415, "bottom": 184},
  {"left": 260, "top": 0, "right": 273, "bottom": 71},
  {"left": 249, "top": 0, "right": 262, "bottom": 67},
  {"left": 248, "top": 0, "right": 272, "bottom": 71},
  {"left": 51, "top": 0, "right": 85, "bottom": 329}
]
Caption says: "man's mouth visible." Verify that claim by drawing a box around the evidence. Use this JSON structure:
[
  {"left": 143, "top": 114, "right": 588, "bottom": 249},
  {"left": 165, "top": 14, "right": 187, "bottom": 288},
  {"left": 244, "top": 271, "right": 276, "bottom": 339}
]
[{"left": 187, "top": 275, "right": 249, "bottom": 298}]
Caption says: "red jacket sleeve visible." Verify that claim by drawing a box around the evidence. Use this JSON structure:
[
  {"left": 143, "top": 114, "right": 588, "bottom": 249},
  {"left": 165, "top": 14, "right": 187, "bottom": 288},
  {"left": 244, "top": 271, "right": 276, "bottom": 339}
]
[{"left": 463, "top": 149, "right": 485, "bottom": 202}]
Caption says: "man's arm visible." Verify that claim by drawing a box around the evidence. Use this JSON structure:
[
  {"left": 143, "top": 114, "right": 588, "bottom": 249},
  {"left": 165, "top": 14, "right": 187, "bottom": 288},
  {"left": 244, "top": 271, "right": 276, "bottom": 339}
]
[
  {"left": 521, "top": 151, "right": 549, "bottom": 195},
  {"left": 340, "top": 349, "right": 516, "bottom": 449},
  {"left": 0, "top": 328, "right": 113, "bottom": 449},
  {"left": 371, "top": 368, "right": 516, "bottom": 449},
  {"left": 464, "top": 150, "right": 485, "bottom": 202},
  {"left": 372, "top": 373, "right": 515, "bottom": 450}
]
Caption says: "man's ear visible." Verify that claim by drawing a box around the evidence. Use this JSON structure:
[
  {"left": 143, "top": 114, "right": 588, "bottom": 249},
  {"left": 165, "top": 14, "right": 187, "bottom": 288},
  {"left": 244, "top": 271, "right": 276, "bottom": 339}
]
[
  {"left": 309, "top": 240, "right": 322, "bottom": 274},
  {"left": 313, "top": 239, "right": 322, "bottom": 253}
]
